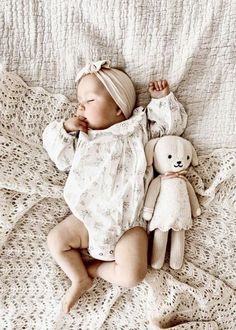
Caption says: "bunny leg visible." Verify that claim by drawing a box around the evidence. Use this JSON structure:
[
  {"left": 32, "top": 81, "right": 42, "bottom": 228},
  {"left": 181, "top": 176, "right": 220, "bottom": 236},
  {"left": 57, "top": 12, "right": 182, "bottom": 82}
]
[{"left": 151, "top": 229, "right": 168, "bottom": 269}]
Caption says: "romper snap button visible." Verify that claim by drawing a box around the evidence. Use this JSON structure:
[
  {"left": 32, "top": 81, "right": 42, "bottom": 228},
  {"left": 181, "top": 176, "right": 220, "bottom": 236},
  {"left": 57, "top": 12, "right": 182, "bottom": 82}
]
[
  {"left": 109, "top": 250, "right": 114, "bottom": 254},
  {"left": 99, "top": 253, "right": 103, "bottom": 256}
]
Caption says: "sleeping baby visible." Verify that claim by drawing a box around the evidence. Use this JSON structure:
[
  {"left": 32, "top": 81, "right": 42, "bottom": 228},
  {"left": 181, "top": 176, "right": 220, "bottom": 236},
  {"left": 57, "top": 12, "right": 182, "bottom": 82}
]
[{"left": 42, "top": 60, "right": 187, "bottom": 313}]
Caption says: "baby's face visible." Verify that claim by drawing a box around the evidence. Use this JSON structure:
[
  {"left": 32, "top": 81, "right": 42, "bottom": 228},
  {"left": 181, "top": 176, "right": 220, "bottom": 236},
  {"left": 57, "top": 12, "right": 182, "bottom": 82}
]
[{"left": 77, "top": 74, "right": 125, "bottom": 130}]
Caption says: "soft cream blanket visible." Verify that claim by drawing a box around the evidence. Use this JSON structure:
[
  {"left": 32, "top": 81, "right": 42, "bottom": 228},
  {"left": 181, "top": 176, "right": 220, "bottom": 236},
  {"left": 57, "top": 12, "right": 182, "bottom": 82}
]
[{"left": 0, "top": 1, "right": 235, "bottom": 329}]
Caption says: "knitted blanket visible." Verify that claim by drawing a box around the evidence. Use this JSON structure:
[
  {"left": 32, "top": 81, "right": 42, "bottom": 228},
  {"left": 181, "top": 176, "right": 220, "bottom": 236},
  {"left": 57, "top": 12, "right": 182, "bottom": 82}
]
[{"left": 0, "top": 1, "right": 235, "bottom": 329}]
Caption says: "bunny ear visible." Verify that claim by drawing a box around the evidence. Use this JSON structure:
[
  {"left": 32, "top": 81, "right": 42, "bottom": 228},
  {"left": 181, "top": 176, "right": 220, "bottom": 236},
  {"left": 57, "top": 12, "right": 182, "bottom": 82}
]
[
  {"left": 191, "top": 144, "right": 198, "bottom": 166},
  {"left": 144, "top": 138, "right": 158, "bottom": 166}
]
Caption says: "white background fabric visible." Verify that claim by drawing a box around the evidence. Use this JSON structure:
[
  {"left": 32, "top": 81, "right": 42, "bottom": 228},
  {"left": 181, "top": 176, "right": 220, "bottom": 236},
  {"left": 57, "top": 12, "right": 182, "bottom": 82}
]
[{"left": 0, "top": 1, "right": 235, "bottom": 329}]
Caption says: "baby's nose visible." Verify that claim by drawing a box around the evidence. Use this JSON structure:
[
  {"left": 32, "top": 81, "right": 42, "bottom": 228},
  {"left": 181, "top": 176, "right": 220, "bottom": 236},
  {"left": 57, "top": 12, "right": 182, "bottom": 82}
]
[
  {"left": 76, "top": 104, "right": 85, "bottom": 117},
  {"left": 78, "top": 103, "right": 85, "bottom": 110}
]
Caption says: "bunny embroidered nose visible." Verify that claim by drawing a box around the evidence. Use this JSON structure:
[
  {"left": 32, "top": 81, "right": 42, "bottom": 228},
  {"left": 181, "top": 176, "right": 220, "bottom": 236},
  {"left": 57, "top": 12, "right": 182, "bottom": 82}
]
[{"left": 174, "top": 160, "right": 183, "bottom": 168}]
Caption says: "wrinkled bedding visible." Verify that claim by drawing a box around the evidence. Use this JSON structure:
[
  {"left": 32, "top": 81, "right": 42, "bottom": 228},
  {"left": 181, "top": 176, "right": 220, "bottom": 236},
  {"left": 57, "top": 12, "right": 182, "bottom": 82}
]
[{"left": 0, "top": 1, "right": 235, "bottom": 329}]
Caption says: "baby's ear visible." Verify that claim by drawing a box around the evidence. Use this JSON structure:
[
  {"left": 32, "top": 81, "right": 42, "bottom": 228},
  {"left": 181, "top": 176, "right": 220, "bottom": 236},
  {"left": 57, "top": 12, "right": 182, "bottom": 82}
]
[
  {"left": 145, "top": 138, "right": 158, "bottom": 166},
  {"left": 191, "top": 144, "right": 198, "bottom": 166},
  {"left": 116, "top": 108, "right": 123, "bottom": 116}
]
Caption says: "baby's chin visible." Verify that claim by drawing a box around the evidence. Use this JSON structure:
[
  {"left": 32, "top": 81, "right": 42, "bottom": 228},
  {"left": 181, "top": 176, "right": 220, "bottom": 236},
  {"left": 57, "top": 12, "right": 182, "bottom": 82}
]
[
  {"left": 88, "top": 115, "right": 125, "bottom": 130},
  {"left": 88, "top": 121, "right": 113, "bottom": 131}
]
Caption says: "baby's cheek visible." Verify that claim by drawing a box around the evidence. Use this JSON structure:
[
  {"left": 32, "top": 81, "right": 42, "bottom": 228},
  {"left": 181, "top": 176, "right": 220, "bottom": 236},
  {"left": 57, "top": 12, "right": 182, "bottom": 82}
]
[{"left": 90, "top": 115, "right": 106, "bottom": 129}]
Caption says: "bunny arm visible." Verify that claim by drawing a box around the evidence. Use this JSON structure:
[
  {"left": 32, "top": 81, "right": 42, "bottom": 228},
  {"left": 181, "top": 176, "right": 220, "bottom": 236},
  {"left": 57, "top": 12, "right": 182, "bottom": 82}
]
[
  {"left": 185, "top": 180, "right": 201, "bottom": 217},
  {"left": 143, "top": 176, "right": 161, "bottom": 221}
]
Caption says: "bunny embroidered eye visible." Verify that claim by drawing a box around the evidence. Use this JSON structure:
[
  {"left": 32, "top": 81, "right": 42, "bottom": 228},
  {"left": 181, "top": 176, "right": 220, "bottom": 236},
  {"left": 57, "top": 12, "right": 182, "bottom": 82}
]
[
  {"left": 187, "top": 155, "right": 190, "bottom": 160},
  {"left": 168, "top": 155, "right": 172, "bottom": 159}
]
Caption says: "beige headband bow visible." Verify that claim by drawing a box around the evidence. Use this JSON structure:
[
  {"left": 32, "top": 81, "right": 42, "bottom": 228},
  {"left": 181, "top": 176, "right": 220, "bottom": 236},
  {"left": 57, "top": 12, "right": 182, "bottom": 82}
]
[
  {"left": 75, "top": 60, "right": 111, "bottom": 82},
  {"left": 75, "top": 60, "right": 136, "bottom": 119}
]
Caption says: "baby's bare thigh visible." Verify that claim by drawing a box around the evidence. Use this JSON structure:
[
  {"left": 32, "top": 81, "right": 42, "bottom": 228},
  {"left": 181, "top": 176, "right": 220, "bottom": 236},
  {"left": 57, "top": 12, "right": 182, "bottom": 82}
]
[
  {"left": 115, "top": 227, "right": 148, "bottom": 269},
  {"left": 53, "top": 214, "right": 89, "bottom": 249}
]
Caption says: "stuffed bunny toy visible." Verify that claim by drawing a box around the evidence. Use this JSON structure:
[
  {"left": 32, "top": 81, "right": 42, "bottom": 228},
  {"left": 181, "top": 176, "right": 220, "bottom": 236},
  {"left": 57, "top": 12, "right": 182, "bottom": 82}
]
[{"left": 143, "top": 135, "right": 201, "bottom": 270}]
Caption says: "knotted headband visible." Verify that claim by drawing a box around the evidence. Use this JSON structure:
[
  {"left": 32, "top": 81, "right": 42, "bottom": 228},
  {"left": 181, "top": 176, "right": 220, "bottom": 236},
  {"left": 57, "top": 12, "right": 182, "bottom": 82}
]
[{"left": 75, "top": 60, "right": 136, "bottom": 119}]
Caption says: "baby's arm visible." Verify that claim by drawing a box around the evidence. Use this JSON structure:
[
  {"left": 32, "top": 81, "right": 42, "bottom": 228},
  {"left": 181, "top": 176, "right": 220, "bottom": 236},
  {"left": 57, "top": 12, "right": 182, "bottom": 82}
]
[
  {"left": 42, "top": 120, "right": 77, "bottom": 172},
  {"left": 42, "top": 107, "right": 88, "bottom": 171},
  {"left": 146, "top": 80, "right": 187, "bottom": 138}
]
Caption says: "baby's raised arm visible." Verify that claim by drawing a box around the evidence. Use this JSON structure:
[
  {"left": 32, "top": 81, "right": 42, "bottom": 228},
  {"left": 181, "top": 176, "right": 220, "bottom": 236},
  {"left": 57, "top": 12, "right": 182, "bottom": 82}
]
[
  {"left": 42, "top": 105, "right": 89, "bottom": 172},
  {"left": 146, "top": 80, "right": 187, "bottom": 138}
]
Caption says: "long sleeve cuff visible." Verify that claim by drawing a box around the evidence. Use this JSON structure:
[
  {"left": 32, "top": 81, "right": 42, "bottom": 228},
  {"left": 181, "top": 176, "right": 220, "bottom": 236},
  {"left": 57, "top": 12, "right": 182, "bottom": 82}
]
[
  {"left": 42, "top": 120, "right": 76, "bottom": 172},
  {"left": 58, "top": 120, "right": 77, "bottom": 143},
  {"left": 146, "top": 92, "right": 187, "bottom": 138}
]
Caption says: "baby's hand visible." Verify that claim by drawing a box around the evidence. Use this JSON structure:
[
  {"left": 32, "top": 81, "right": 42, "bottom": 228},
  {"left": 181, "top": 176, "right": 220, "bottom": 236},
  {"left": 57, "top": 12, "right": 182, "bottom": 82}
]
[
  {"left": 148, "top": 80, "right": 170, "bottom": 99},
  {"left": 63, "top": 116, "right": 88, "bottom": 134}
]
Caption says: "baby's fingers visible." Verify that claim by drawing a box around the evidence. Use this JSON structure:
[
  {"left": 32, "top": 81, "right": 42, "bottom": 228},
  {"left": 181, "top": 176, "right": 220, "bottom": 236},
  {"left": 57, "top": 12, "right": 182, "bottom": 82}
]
[
  {"left": 76, "top": 116, "right": 88, "bottom": 133},
  {"left": 154, "top": 81, "right": 160, "bottom": 91},
  {"left": 148, "top": 82, "right": 155, "bottom": 91},
  {"left": 158, "top": 80, "right": 164, "bottom": 90},
  {"left": 77, "top": 115, "right": 87, "bottom": 122},
  {"left": 161, "top": 80, "right": 168, "bottom": 89},
  {"left": 79, "top": 126, "right": 88, "bottom": 133}
]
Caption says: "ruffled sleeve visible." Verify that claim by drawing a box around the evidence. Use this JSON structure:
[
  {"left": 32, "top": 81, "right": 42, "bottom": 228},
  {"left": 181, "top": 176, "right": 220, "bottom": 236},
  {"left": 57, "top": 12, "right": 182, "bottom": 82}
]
[
  {"left": 146, "top": 92, "right": 187, "bottom": 138},
  {"left": 42, "top": 120, "right": 77, "bottom": 172}
]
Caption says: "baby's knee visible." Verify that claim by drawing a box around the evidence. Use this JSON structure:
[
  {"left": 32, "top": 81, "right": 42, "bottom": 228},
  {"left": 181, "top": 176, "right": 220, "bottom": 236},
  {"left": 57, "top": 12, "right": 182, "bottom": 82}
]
[
  {"left": 121, "top": 266, "right": 147, "bottom": 288},
  {"left": 47, "top": 227, "right": 64, "bottom": 252}
]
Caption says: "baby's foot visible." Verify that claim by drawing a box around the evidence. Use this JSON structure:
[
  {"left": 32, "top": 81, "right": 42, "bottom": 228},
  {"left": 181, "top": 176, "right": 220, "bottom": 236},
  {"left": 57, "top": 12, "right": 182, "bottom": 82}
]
[
  {"left": 148, "top": 80, "right": 170, "bottom": 99},
  {"left": 62, "top": 277, "right": 93, "bottom": 314}
]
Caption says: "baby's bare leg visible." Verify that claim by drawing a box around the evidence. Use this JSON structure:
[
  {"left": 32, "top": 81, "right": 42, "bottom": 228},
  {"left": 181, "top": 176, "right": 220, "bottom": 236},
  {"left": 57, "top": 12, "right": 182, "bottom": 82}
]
[
  {"left": 47, "top": 214, "right": 92, "bottom": 313},
  {"left": 87, "top": 227, "right": 148, "bottom": 287}
]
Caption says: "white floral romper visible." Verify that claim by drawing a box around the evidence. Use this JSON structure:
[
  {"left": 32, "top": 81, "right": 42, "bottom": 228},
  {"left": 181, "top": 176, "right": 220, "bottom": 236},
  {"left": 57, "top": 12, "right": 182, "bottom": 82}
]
[{"left": 43, "top": 93, "right": 187, "bottom": 261}]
